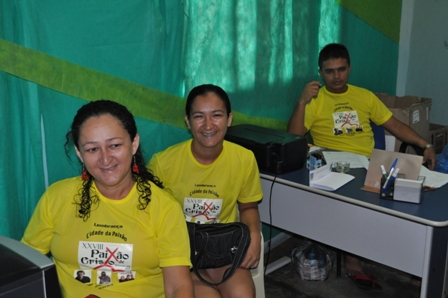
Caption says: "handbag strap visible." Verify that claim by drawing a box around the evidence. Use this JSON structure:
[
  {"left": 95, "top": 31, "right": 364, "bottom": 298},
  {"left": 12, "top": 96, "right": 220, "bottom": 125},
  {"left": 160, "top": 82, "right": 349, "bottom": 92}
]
[{"left": 192, "top": 223, "right": 251, "bottom": 286}]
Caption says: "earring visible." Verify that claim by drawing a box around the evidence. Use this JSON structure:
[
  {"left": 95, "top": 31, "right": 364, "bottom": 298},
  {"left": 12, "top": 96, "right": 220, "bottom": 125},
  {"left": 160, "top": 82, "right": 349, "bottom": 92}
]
[
  {"left": 132, "top": 156, "right": 139, "bottom": 174},
  {"left": 81, "top": 165, "right": 89, "bottom": 180}
]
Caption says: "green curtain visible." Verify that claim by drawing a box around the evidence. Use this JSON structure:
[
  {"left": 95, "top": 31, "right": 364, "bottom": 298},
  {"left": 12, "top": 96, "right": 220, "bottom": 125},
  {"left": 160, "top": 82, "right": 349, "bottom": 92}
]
[
  {"left": 184, "top": 0, "right": 324, "bottom": 120},
  {"left": 183, "top": 0, "right": 399, "bottom": 120},
  {"left": 0, "top": 0, "right": 400, "bottom": 239},
  {"left": 1, "top": 1, "right": 45, "bottom": 238}
]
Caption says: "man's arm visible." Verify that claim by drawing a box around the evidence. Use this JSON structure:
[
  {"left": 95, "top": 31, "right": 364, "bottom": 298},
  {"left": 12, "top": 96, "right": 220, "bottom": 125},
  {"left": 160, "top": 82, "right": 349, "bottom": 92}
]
[
  {"left": 381, "top": 116, "right": 437, "bottom": 169},
  {"left": 287, "top": 81, "right": 322, "bottom": 136}
]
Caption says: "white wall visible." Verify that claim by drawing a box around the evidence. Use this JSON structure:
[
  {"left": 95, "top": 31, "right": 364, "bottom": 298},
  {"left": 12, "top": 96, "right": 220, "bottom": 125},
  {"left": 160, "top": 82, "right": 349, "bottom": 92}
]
[{"left": 399, "top": 0, "right": 448, "bottom": 125}]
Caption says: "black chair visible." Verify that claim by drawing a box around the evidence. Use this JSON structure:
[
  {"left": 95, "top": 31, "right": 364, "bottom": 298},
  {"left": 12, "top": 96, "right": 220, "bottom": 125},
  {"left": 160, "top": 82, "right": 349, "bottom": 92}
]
[
  {"left": 371, "top": 121, "right": 386, "bottom": 150},
  {"left": 398, "top": 142, "right": 424, "bottom": 156}
]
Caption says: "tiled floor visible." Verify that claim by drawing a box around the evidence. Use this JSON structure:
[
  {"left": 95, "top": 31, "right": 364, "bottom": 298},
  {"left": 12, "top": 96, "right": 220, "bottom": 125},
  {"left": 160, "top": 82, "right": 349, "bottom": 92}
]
[{"left": 263, "top": 233, "right": 422, "bottom": 298}]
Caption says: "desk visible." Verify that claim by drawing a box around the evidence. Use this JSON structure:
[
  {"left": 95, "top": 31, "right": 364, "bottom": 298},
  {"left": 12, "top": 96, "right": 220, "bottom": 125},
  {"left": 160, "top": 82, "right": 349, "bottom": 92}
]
[{"left": 259, "top": 168, "right": 448, "bottom": 298}]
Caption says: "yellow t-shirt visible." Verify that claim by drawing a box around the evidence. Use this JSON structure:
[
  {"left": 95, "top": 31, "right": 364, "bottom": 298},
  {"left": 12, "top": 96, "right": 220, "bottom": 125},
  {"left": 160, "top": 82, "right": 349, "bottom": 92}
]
[
  {"left": 148, "top": 140, "right": 263, "bottom": 224},
  {"left": 22, "top": 177, "right": 191, "bottom": 298},
  {"left": 304, "top": 84, "right": 392, "bottom": 156}
]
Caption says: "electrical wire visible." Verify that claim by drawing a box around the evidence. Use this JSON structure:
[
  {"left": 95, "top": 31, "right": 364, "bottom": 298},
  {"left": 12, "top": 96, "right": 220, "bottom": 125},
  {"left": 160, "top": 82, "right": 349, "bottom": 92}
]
[{"left": 263, "top": 152, "right": 280, "bottom": 276}]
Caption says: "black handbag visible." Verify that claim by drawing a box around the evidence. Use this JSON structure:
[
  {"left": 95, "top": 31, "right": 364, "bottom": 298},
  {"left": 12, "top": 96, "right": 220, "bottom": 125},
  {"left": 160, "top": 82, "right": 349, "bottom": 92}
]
[{"left": 186, "top": 222, "right": 251, "bottom": 286}]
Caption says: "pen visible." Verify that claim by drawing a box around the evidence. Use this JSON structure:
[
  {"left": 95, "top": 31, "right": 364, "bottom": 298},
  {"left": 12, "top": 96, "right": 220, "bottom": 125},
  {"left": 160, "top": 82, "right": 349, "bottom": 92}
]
[
  {"left": 380, "top": 165, "right": 387, "bottom": 179},
  {"left": 389, "top": 168, "right": 400, "bottom": 185},
  {"left": 388, "top": 158, "right": 398, "bottom": 176}
]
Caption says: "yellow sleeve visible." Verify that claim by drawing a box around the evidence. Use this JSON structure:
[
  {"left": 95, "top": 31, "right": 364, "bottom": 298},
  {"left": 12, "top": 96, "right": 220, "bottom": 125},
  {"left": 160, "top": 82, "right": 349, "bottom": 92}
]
[
  {"left": 238, "top": 150, "right": 263, "bottom": 204},
  {"left": 21, "top": 191, "right": 54, "bottom": 255}
]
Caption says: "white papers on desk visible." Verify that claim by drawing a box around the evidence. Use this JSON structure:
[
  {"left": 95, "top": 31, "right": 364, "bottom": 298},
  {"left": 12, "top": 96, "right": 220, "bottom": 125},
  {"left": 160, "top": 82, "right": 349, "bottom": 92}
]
[
  {"left": 309, "top": 163, "right": 355, "bottom": 191},
  {"left": 419, "top": 166, "right": 448, "bottom": 188},
  {"left": 322, "top": 151, "right": 370, "bottom": 169}
]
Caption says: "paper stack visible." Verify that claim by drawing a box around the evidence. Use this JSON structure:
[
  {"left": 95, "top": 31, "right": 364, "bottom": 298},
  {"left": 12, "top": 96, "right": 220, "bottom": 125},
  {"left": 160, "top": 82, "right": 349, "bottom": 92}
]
[{"left": 309, "top": 163, "right": 355, "bottom": 191}]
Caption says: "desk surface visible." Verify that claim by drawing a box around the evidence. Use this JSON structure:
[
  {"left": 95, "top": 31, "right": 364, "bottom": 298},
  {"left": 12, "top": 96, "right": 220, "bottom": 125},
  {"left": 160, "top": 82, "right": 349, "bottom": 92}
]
[{"left": 261, "top": 167, "right": 448, "bottom": 227}]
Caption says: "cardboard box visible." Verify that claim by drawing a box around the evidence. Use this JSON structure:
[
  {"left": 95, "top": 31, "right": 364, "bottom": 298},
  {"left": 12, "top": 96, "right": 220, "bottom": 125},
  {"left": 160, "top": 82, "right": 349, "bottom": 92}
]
[
  {"left": 376, "top": 93, "right": 432, "bottom": 152},
  {"left": 429, "top": 123, "right": 448, "bottom": 154}
]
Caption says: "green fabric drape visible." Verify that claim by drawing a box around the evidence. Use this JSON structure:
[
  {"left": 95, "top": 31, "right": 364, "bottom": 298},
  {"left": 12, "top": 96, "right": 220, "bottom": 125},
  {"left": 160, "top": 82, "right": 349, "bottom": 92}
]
[
  {"left": 0, "top": 1, "right": 46, "bottom": 239},
  {"left": 0, "top": 0, "right": 190, "bottom": 238},
  {"left": 0, "top": 0, "right": 400, "bottom": 239},
  {"left": 0, "top": 73, "right": 46, "bottom": 240},
  {"left": 183, "top": 0, "right": 398, "bottom": 118}
]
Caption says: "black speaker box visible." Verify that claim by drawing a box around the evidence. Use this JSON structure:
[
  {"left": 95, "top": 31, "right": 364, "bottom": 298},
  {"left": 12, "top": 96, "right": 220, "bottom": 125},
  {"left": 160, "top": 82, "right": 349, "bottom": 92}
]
[{"left": 225, "top": 124, "right": 308, "bottom": 174}]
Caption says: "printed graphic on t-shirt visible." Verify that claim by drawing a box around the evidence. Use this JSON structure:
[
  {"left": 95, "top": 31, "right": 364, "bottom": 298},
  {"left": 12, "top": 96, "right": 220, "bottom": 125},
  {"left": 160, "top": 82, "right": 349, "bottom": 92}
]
[
  {"left": 183, "top": 198, "right": 223, "bottom": 224},
  {"left": 78, "top": 241, "right": 133, "bottom": 273},
  {"left": 118, "top": 270, "right": 136, "bottom": 283},
  {"left": 74, "top": 269, "right": 92, "bottom": 284},
  {"left": 332, "top": 110, "right": 364, "bottom": 136},
  {"left": 97, "top": 270, "right": 112, "bottom": 285}
]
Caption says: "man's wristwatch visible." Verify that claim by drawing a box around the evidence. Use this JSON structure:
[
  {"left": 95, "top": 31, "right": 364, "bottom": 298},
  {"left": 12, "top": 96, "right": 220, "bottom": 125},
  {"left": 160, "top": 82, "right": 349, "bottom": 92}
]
[{"left": 423, "top": 143, "right": 434, "bottom": 151}]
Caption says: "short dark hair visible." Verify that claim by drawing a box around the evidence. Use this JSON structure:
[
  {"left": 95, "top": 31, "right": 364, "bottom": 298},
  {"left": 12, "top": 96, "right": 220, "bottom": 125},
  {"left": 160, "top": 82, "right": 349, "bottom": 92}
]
[
  {"left": 318, "top": 43, "right": 350, "bottom": 69},
  {"left": 185, "top": 84, "right": 231, "bottom": 117}
]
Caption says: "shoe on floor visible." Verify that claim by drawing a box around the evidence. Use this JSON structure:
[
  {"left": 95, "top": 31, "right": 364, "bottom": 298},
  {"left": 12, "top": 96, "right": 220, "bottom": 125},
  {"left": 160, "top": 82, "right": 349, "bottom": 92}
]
[{"left": 347, "top": 273, "right": 382, "bottom": 292}]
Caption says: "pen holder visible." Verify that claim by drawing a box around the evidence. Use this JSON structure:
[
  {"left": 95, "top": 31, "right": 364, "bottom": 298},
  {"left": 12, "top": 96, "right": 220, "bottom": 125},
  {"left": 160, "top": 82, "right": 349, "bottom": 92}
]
[
  {"left": 380, "top": 176, "right": 394, "bottom": 199},
  {"left": 380, "top": 173, "right": 406, "bottom": 200}
]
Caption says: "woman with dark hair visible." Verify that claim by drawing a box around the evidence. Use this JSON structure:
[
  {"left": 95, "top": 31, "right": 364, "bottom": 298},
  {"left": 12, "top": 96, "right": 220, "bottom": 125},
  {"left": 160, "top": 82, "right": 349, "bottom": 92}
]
[
  {"left": 22, "top": 100, "right": 193, "bottom": 298},
  {"left": 149, "top": 85, "right": 263, "bottom": 298}
]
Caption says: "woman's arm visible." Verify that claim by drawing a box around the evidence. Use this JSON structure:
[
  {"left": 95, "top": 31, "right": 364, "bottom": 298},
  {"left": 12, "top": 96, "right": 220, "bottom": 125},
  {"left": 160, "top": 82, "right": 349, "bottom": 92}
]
[
  {"left": 162, "top": 266, "right": 194, "bottom": 298},
  {"left": 238, "top": 202, "right": 261, "bottom": 269}
]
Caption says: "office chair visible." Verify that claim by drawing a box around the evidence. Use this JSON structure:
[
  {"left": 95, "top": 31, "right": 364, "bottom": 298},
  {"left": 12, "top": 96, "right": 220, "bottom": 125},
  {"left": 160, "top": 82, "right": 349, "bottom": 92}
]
[
  {"left": 371, "top": 121, "right": 386, "bottom": 150},
  {"left": 371, "top": 120, "right": 425, "bottom": 156}
]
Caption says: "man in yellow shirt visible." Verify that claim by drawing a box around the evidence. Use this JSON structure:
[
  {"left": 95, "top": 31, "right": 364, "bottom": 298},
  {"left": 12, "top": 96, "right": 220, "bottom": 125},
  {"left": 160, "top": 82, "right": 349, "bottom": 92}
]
[
  {"left": 288, "top": 43, "right": 436, "bottom": 291},
  {"left": 288, "top": 43, "right": 436, "bottom": 163}
]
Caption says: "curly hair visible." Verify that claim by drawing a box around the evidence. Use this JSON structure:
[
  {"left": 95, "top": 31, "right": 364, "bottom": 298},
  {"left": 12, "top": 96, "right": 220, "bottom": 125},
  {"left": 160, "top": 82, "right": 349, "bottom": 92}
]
[{"left": 64, "top": 99, "right": 163, "bottom": 221}]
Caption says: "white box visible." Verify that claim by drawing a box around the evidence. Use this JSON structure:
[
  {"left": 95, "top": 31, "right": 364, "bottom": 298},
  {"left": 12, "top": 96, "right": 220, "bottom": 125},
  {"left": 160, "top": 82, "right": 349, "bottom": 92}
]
[{"left": 393, "top": 176, "right": 425, "bottom": 204}]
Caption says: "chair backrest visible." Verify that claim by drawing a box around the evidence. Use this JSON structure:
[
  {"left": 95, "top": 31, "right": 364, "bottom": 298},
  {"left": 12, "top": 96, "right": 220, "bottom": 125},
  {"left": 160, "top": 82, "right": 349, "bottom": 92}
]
[
  {"left": 370, "top": 121, "right": 424, "bottom": 157},
  {"left": 371, "top": 121, "right": 386, "bottom": 150},
  {"left": 372, "top": 121, "right": 427, "bottom": 167}
]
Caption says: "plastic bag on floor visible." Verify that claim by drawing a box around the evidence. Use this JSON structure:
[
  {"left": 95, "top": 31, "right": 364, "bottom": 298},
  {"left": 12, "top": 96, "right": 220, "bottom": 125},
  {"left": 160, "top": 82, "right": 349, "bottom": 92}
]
[{"left": 291, "top": 240, "right": 332, "bottom": 281}]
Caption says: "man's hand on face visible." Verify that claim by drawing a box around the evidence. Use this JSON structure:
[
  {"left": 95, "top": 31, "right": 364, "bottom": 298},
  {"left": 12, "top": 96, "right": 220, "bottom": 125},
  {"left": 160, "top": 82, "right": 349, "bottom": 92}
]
[{"left": 299, "top": 81, "right": 322, "bottom": 105}]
